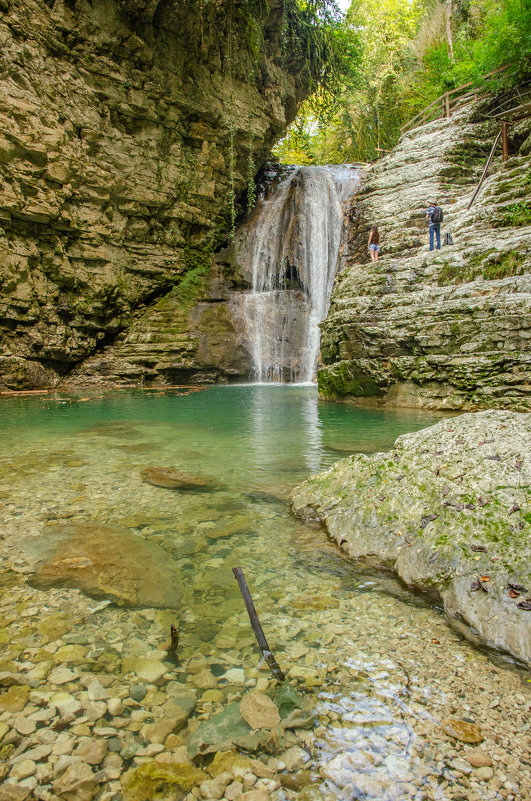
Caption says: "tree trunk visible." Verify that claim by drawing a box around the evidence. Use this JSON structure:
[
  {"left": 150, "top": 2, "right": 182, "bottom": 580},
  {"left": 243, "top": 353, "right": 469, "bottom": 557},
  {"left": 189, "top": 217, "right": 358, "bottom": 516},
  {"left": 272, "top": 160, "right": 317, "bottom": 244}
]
[{"left": 446, "top": 0, "right": 454, "bottom": 60}]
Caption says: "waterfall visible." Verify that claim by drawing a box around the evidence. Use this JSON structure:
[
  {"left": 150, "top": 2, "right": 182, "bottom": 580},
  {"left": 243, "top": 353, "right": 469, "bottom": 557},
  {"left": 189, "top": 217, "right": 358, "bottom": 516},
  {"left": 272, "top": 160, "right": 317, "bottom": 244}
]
[{"left": 235, "top": 165, "right": 360, "bottom": 384}]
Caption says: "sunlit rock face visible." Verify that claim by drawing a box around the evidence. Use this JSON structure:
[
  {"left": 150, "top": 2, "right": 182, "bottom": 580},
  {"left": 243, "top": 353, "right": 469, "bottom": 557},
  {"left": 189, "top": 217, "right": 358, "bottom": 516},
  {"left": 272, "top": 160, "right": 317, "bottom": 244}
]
[
  {"left": 0, "top": 0, "right": 311, "bottom": 389},
  {"left": 318, "top": 105, "right": 531, "bottom": 410}
]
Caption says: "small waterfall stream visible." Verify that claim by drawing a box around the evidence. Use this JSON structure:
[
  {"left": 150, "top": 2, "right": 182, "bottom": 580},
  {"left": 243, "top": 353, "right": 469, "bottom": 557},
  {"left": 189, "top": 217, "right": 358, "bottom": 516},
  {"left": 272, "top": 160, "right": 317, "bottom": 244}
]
[{"left": 234, "top": 165, "right": 360, "bottom": 383}]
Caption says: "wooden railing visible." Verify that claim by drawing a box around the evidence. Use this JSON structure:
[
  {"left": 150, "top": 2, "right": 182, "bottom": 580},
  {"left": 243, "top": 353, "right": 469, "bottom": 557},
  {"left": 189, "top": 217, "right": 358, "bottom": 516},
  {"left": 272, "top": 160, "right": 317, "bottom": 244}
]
[{"left": 400, "top": 67, "right": 509, "bottom": 136}]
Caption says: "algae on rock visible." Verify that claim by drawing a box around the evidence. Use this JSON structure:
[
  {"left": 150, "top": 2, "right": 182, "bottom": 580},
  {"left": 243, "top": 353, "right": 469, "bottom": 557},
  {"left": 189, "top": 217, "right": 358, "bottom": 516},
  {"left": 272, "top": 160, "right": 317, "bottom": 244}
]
[{"left": 291, "top": 409, "right": 531, "bottom": 666}]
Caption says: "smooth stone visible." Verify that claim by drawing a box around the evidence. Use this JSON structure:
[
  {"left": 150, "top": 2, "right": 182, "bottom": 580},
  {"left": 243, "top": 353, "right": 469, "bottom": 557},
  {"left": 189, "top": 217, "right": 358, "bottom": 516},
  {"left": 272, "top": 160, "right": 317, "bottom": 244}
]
[
  {"left": 279, "top": 746, "right": 309, "bottom": 771},
  {"left": 280, "top": 770, "right": 314, "bottom": 791},
  {"left": 202, "top": 690, "right": 224, "bottom": 703},
  {"left": 242, "top": 791, "right": 269, "bottom": 801},
  {"left": 222, "top": 668, "right": 245, "bottom": 684},
  {"left": 130, "top": 683, "right": 147, "bottom": 702},
  {"left": 123, "top": 658, "right": 167, "bottom": 684},
  {"left": 28, "top": 521, "right": 182, "bottom": 609},
  {"left": 208, "top": 751, "right": 253, "bottom": 778},
  {"left": 199, "top": 776, "right": 232, "bottom": 799},
  {"left": 52, "top": 761, "right": 98, "bottom": 801},
  {"left": 52, "top": 692, "right": 82, "bottom": 717},
  {"left": 142, "top": 717, "right": 180, "bottom": 745},
  {"left": 0, "top": 722, "right": 9, "bottom": 741},
  {"left": 187, "top": 703, "right": 272, "bottom": 758},
  {"left": 38, "top": 613, "right": 72, "bottom": 642},
  {"left": 87, "top": 679, "right": 107, "bottom": 701},
  {"left": 466, "top": 749, "right": 493, "bottom": 768},
  {"left": 74, "top": 738, "right": 108, "bottom": 765},
  {"left": 9, "top": 760, "right": 36, "bottom": 781},
  {"left": 14, "top": 718, "right": 36, "bottom": 736},
  {"left": 0, "top": 685, "right": 30, "bottom": 713},
  {"left": 141, "top": 467, "right": 222, "bottom": 492},
  {"left": 475, "top": 766, "right": 495, "bottom": 781},
  {"left": 54, "top": 644, "right": 87, "bottom": 663},
  {"left": 449, "top": 758, "right": 473, "bottom": 775},
  {"left": 84, "top": 701, "right": 107, "bottom": 722},
  {"left": 191, "top": 670, "right": 217, "bottom": 690},
  {"left": 107, "top": 698, "right": 123, "bottom": 716},
  {"left": 0, "top": 785, "right": 32, "bottom": 801},
  {"left": 48, "top": 666, "right": 77, "bottom": 685},
  {"left": 240, "top": 693, "right": 280, "bottom": 730},
  {"left": 102, "top": 753, "right": 123, "bottom": 780},
  {"left": 442, "top": 718, "right": 484, "bottom": 743}
]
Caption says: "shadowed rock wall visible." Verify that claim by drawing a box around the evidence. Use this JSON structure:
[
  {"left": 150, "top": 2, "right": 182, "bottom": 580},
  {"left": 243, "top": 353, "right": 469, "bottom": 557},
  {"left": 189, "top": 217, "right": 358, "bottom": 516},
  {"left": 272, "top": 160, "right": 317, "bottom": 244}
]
[{"left": 0, "top": 0, "right": 311, "bottom": 388}]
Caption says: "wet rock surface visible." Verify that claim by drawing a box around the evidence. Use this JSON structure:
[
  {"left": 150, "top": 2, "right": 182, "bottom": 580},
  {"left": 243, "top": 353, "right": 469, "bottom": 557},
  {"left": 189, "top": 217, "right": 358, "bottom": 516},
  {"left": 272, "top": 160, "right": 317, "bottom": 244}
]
[
  {"left": 319, "top": 105, "right": 531, "bottom": 411},
  {"left": 23, "top": 521, "right": 182, "bottom": 608},
  {"left": 141, "top": 468, "right": 222, "bottom": 492},
  {"left": 292, "top": 409, "right": 531, "bottom": 666}
]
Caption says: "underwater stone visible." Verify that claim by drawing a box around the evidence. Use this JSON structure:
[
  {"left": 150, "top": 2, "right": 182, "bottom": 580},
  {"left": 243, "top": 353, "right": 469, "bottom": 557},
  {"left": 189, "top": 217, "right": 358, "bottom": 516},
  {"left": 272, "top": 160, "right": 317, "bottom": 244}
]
[
  {"left": 141, "top": 467, "right": 222, "bottom": 492},
  {"left": 26, "top": 521, "right": 182, "bottom": 609},
  {"left": 124, "top": 762, "right": 207, "bottom": 801},
  {"left": 442, "top": 719, "right": 484, "bottom": 743}
]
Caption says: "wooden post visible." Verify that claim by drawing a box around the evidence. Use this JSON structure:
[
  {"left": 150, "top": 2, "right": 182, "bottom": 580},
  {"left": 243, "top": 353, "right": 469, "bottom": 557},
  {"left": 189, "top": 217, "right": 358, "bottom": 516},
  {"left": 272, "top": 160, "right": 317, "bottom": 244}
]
[
  {"left": 501, "top": 121, "right": 509, "bottom": 163},
  {"left": 445, "top": 92, "right": 451, "bottom": 118}
]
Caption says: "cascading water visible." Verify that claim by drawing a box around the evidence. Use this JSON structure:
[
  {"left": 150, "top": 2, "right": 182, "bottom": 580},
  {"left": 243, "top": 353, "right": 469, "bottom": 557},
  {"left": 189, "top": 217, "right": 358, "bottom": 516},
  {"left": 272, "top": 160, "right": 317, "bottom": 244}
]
[{"left": 234, "top": 165, "right": 360, "bottom": 383}]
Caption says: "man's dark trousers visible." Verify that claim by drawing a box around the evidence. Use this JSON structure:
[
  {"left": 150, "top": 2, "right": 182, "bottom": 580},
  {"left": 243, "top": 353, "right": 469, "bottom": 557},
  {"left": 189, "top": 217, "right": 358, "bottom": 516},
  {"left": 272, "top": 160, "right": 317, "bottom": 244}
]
[{"left": 429, "top": 223, "right": 441, "bottom": 250}]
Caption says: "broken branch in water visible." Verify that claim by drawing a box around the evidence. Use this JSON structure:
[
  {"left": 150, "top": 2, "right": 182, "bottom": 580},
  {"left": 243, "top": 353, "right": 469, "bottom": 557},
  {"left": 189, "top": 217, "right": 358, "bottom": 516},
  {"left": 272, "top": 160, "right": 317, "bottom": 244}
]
[
  {"left": 166, "top": 623, "right": 179, "bottom": 664},
  {"left": 232, "top": 566, "right": 285, "bottom": 682}
]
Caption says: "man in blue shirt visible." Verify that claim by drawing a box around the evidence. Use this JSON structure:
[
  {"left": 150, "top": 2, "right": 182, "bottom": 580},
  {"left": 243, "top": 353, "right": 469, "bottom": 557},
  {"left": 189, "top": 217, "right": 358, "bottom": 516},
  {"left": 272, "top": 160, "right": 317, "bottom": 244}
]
[{"left": 425, "top": 201, "right": 443, "bottom": 251}]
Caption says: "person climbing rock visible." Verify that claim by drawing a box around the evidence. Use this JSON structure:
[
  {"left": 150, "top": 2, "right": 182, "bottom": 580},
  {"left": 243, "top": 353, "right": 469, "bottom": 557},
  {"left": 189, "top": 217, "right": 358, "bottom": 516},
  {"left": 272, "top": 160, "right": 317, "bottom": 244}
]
[
  {"left": 368, "top": 224, "right": 380, "bottom": 262},
  {"left": 425, "top": 200, "right": 443, "bottom": 251}
]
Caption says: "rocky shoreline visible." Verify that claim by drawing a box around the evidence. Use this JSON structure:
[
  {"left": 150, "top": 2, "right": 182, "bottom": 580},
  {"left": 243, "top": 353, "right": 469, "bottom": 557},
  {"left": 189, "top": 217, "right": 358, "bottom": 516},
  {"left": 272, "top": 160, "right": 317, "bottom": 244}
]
[{"left": 291, "top": 409, "right": 531, "bottom": 667}]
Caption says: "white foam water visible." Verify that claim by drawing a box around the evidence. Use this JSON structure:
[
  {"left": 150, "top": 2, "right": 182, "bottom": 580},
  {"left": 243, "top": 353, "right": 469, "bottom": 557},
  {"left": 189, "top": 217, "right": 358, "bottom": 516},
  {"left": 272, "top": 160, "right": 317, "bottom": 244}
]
[{"left": 236, "top": 165, "right": 360, "bottom": 383}]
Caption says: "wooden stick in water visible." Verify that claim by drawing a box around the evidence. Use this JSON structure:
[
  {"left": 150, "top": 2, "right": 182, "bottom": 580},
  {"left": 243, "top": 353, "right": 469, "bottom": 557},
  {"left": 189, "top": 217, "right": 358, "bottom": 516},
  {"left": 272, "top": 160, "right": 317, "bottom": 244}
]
[{"left": 232, "top": 566, "right": 285, "bottom": 682}]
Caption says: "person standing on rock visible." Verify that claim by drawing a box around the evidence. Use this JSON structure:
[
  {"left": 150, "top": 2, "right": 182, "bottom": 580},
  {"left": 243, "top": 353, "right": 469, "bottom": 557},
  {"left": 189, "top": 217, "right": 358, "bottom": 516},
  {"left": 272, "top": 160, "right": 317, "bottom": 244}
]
[
  {"left": 368, "top": 224, "right": 380, "bottom": 262},
  {"left": 425, "top": 200, "right": 443, "bottom": 251}
]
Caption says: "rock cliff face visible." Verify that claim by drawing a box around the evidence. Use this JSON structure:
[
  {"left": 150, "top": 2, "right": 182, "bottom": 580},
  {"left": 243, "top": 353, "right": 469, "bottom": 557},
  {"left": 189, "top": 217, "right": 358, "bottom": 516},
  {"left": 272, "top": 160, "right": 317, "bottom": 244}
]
[
  {"left": 319, "top": 105, "right": 531, "bottom": 411},
  {"left": 0, "top": 0, "right": 312, "bottom": 389}
]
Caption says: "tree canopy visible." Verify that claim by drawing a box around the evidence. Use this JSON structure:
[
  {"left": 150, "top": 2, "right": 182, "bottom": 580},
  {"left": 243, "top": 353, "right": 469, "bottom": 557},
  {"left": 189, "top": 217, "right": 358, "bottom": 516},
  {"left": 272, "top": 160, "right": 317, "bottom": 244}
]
[{"left": 273, "top": 0, "right": 531, "bottom": 164}]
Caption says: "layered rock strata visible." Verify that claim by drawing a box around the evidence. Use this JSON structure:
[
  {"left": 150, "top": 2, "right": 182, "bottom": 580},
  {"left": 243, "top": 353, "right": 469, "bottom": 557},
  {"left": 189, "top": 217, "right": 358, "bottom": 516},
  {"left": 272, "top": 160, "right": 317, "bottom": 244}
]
[
  {"left": 291, "top": 409, "right": 531, "bottom": 666},
  {"left": 319, "top": 105, "right": 531, "bottom": 410},
  {"left": 0, "top": 0, "right": 311, "bottom": 389}
]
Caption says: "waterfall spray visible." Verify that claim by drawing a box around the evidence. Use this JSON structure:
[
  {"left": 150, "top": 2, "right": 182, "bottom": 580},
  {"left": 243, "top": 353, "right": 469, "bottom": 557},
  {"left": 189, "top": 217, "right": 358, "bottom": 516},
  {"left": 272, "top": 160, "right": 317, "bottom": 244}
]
[{"left": 236, "top": 165, "right": 360, "bottom": 383}]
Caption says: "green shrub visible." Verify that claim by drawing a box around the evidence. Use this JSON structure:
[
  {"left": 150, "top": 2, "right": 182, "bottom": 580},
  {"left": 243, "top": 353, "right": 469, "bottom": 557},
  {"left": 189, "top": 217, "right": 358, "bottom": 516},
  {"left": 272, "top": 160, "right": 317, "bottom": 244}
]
[{"left": 494, "top": 202, "right": 531, "bottom": 228}]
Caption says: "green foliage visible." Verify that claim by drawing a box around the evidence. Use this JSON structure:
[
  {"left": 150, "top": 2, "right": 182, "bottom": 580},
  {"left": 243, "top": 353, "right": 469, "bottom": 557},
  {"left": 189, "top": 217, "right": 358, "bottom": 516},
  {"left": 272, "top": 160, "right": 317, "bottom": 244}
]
[
  {"left": 173, "top": 246, "right": 213, "bottom": 305},
  {"left": 494, "top": 201, "right": 531, "bottom": 227},
  {"left": 274, "top": 0, "right": 531, "bottom": 165},
  {"left": 438, "top": 250, "right": 526, "bottom": 285}
]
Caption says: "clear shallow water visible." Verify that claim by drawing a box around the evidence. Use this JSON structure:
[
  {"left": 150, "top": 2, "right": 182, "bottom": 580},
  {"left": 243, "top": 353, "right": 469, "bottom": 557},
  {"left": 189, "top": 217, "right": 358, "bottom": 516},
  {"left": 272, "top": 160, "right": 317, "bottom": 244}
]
[{"left": 0, "top": 387, "right": 529, "bottom": 801}]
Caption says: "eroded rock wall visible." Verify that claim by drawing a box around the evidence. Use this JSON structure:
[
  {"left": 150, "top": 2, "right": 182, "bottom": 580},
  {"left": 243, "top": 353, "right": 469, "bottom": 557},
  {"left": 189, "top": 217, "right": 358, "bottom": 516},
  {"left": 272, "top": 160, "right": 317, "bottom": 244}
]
[
  {"left": 0, "top": 0, "right": 310, "bottom": 388},
  {"left": 319, "top": 105, "right": 531, "bottom": 411}
]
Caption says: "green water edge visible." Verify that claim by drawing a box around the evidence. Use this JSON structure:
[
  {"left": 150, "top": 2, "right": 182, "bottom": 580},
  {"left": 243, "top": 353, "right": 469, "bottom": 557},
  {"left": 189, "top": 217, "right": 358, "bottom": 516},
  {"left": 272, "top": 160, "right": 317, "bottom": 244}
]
[{"left": 0, "top": 386, "right": 529, "bottom": 801}]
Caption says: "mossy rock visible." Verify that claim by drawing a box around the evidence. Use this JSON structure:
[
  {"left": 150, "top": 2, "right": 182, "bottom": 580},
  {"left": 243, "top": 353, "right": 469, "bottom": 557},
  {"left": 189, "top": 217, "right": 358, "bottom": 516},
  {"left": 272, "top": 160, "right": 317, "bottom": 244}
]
[
  {"left": 124, "top": 762, "right": 207, "bottom": 801},
  {"left": 0, "top": 684, "right": 30, "bottom": 713},
  {"left": 38, "top": 613, "right": 73, "bottom": 642},
  {"left": 186, "top": 702, "right": 278, "bottom": 758}
]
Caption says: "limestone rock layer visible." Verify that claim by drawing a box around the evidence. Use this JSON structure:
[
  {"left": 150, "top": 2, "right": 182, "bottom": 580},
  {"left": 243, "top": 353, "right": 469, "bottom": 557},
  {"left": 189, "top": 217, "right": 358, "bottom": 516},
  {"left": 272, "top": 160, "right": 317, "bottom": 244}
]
[
  {"left": 0, "top": 0, "right": 309, "bottom": 389},
  {"left": 319, "top": 105, "right": 531, "bottom": 411},
  {"left": 291, "top": 409, "right": 531, "bottom": 666}
]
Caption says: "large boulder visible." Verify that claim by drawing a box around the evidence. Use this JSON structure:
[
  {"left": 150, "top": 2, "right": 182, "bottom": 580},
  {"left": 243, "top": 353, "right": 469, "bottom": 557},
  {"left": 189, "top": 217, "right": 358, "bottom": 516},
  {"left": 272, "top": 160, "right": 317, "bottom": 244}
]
[{"left": 291, "top": 410, "right": 531, "bottom": 666}]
